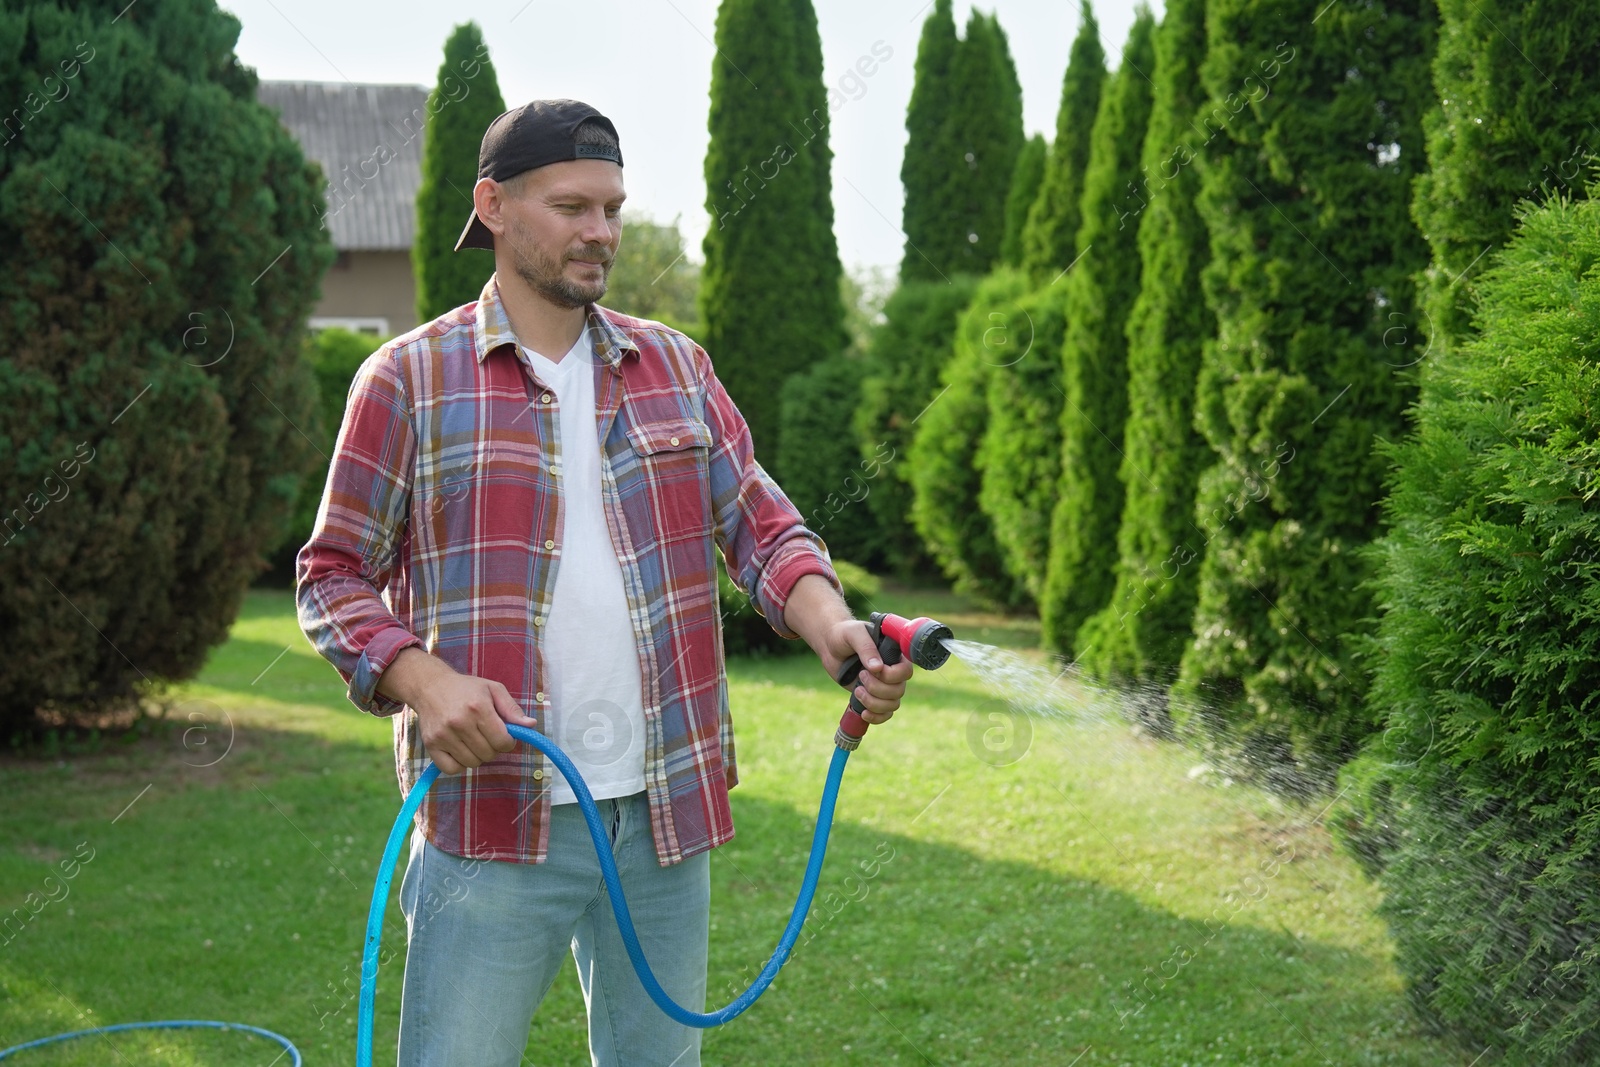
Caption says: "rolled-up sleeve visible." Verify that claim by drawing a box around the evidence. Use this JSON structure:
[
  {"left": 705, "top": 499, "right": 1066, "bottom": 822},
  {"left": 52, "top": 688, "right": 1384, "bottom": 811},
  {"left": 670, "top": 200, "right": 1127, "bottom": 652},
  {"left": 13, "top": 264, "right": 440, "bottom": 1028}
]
[
  {"left": 697, "top": 345, "right": 841, "bottom": 639},
  {"left": 295, "top": 348, "right": 423, "bottom": 716}
]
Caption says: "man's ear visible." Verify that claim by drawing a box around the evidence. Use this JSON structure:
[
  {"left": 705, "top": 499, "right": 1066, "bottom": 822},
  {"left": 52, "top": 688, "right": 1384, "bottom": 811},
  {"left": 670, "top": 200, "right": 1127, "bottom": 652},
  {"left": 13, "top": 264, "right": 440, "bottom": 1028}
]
[{"left": 475, "top": 177, "right": 505, "bottom": 240}]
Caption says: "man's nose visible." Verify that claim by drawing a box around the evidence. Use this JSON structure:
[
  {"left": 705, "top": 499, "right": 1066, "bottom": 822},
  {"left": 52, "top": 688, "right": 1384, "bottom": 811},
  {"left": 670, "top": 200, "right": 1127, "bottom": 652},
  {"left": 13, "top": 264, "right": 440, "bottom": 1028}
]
[{"left": 576, "top": 207, "right": 614, "bottom": 247}]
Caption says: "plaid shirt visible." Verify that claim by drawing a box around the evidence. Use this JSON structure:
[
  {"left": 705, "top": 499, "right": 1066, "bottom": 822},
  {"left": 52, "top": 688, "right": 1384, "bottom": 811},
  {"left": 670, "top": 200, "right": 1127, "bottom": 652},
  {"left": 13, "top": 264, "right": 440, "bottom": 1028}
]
[{"left": 296, "top": 273, "right": 839, "bottom": 866}]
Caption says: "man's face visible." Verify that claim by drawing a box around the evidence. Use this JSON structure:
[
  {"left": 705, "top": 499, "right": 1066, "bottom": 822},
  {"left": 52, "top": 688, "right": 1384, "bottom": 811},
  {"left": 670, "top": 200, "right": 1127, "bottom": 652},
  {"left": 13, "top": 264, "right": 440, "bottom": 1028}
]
[{"left": 485, "top": 159, "right": 625, "bottom": 310}]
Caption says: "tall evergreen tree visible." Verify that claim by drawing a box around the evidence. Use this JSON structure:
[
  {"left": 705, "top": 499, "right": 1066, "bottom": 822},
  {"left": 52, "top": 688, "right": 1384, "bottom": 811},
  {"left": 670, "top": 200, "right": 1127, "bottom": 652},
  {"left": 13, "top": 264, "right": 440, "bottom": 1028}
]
[
  {"left": 700, "top": 0, "right": 846, "bottom": 463},
  {"left": 1412, "top": 0, "right": 1600, "bottom": 356},
  {"left": 899, "top": 0, "right": 962, "bottom": 281},
  {"left": 976, "top": 282, "right": 1068, "bottom": 600},
  {"left": 1346, "top": 189, "right": 1600, "bottom": 1062},
  {"left": 1176, "top": 0, "right": 1437, "bottom": 775},
  {"left": 950, "top": 12, "right": 1025, "bottom": 273},
  {"left": 413, "top": 23, "right": 505, "bottom": 322},
  {"left": 908, "top": 270, "right": 1033, "bottom": 608},
  {"left": 1000, "top": 134, "right": 1048, "bottom": 268},
  {"left": 901, "top": 4, "right": 1023, "bottom": 280},
  {"left": 1077, "top": 0, "right": 1212, "bottom": 683},
  {"left": 0, "top": 0, "right": 334, "bottom": 737},
  {"left": 853, "top": 277, "right": 981, "bottom": 579},
  {"left": 1019, "top": 1, "right": 1105, "bottom": 279},
  {"left": 1041, "top": 8, "right": 1157, "bottom": 657}
]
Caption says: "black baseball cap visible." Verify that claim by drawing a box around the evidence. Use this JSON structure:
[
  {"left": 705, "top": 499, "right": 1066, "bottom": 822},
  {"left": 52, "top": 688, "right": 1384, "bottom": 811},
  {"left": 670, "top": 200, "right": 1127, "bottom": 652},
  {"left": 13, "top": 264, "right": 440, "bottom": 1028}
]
[{"left": 453, "top": 99, "right": 624, "bottom": 252}]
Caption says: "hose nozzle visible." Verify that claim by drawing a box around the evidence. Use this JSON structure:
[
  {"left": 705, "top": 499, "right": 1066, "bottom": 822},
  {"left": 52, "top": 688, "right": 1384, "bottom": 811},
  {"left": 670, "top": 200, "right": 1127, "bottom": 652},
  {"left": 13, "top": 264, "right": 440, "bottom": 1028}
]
[{"left": 832, "top": 611, "right": 955, "bottom": 750}]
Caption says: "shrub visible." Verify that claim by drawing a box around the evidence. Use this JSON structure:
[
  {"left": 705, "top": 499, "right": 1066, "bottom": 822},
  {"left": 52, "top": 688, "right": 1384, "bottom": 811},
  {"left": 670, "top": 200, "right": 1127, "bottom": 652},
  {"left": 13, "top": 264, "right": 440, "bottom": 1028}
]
[
  {"left": 976, "top": 281, "right": 1068, "bottom": 601},
  {"left": 854, "top": 276, "right": 981, "bottom": 579},
  {"left": 259, "top": 327, "right": 377, "bottom": 586},
  {"left": 1411, "top": 0, "right": 1600, "bottom": 357},
  {"left": 1041, "top": 9, "right": 1157, "bottom": 657},
  {"left": 0, "top": 0, "right": 334, "bottom": 739},
  {"left": 1077, "top": 0, "right": 1212, "bottom": 685},
  {"left": 718, "top": 556, "right": 881, "bottom": 658},
  {"left": 907, "top": 270, "right": 1031, "bottom": 610},
  {"left": 1340, "top": 189, "right": 1600, "bottom": 1062},
  {"left": 1174, "top": 0, "right": 1436, "bottom": 774},
  {"left": 777, "top": 355, "right": 889, "bottom": 571}
]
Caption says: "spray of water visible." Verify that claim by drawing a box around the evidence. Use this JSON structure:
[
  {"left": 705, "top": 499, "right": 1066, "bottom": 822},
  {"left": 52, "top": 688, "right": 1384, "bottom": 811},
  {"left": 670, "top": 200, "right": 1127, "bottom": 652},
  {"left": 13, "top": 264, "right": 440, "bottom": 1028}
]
[
  {"left": 939, "top": 638, "right": 1162, "bottom": 728},
  {"left": 936, "top": 636, "right": 1316, "bottom": 794}
]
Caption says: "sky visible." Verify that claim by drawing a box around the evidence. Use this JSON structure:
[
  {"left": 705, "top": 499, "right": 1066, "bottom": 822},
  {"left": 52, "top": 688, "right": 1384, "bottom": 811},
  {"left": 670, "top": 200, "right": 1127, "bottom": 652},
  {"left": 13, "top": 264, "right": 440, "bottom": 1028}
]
[{"left": 222, "top": 0, "right": 1162, "bottom": 275}]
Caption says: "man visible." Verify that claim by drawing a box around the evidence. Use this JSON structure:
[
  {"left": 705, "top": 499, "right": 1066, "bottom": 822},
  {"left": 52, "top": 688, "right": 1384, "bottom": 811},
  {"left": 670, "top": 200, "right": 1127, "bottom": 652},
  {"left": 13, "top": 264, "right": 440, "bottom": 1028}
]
[{"left": 295, "top": 99, "right": 913, "bottom": 1067}]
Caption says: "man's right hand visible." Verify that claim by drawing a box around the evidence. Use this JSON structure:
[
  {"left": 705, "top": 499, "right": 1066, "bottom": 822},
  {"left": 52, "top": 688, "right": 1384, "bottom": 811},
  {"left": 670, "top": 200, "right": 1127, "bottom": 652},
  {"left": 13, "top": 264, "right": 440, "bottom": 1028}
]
[{"left": 379, "top": 648, "right": 538, "bottom": 775}]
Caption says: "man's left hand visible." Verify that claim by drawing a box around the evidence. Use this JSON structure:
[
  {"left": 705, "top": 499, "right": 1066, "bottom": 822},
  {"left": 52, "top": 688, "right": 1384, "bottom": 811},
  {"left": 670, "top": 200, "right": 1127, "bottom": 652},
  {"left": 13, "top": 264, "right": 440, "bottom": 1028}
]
[{"left": 821, "top": 620, "right": 915, "bottom": 725}]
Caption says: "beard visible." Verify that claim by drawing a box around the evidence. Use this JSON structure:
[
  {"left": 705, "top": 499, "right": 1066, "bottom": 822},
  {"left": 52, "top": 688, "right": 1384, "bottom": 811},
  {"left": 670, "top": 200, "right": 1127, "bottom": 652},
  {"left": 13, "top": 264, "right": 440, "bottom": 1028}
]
[{"left": 505, "top": 217, "right": 613, "bottom": 310}]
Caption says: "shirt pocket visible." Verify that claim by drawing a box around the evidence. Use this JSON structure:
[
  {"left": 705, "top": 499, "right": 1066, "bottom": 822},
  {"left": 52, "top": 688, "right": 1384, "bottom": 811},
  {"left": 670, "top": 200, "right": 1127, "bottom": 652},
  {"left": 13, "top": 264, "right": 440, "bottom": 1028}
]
[{"left": 624, "top": 417, "right": 714, "bottom": 542}]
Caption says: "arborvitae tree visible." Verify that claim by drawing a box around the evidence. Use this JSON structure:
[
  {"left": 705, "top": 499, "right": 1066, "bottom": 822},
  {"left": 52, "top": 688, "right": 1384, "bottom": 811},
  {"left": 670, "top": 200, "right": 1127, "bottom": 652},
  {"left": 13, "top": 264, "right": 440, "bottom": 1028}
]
[
  {"left": 1176, "top": 0, "right": 1437, "bottom": 777},
  {"left": 413, "top": 23, "right": 505, "bottom": 322},
  {"left": 701, "top": 0, "right": 846, "bottom": 464},
  {"left": 901, "top": 4, "right": 1023, "bottom": 280},
  {"left": 976, "top": 282, "right": 1068, "bottom": 600},
  {"left": 777, "top": 356, "right": 888, "bottom": 570},
  {"left": 1077, "top": 0, "right": 1212, "bottom": 683},
  {"left": 908, "top": 270, "right": 1033, "bottom": 609},
  {"left": 262, "top": 327, "right": 378, "bottom": 586},
  {"left": 1345, "top": 189, "right": 1600, "bottom": 1062},
  {"left": 1412, "top": 0, "right": 1600, "bottom": 357},
  {"left": 1020, "top": 1, "right": 1105, "bottom": 279},
  {"left": 602, "top": 213, "right": 701, "bottom": 334},
  {"left": 0, "top": 0, "right": 334, "bottom": 738},
  {"left": 950, "top": 12, "right": 1024, "bottom": 273},
  {"left": 854, "top": 277, "right": 980, "bottom": 579},
  {"left": 1041, "top": 8, "right": 1157, "bottom": 657},
  {"left": 1000, "top": 134, "right": 1048, "bottom": 267},
  {"left": 900, "top": 0, "right": 962, "bottom": 281}
]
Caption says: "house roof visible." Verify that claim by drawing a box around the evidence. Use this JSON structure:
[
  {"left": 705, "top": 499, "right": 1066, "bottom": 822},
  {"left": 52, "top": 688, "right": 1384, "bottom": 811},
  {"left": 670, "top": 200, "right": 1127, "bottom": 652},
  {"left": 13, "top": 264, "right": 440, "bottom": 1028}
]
[{"left": 258, "top": 81, "right": 431, "bottom": 252}]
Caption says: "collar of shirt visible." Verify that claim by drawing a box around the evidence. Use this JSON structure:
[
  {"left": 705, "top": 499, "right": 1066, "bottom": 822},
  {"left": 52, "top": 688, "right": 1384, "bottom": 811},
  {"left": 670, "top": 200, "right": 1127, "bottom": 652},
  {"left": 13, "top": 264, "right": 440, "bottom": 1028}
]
[{"left": 472, "top": 272, "right": 640, "bottom": 372}]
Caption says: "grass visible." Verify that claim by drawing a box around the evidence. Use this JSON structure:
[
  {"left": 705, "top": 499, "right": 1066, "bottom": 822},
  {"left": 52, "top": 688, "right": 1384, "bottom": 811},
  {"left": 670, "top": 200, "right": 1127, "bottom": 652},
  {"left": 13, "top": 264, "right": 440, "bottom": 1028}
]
[{"left": 0, "top": 588, "right": 1471, "bottom": 1065}]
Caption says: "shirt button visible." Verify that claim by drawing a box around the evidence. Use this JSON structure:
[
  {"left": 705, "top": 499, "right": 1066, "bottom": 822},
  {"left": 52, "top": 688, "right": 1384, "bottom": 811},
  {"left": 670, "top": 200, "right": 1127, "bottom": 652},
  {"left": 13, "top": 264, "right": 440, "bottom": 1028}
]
[
  {"left": 534, "top": 615, "right": 545, "bottom": 627},
  {"left": 542, "top": 393, "right": 553, "bottom": 403},
  {"left": 549, "top": 462, "right": 559, "bottom": 474},
  {"left": 544, "top": 539, "right": 555, "bottom": 550},
  {"left": 532, "top": 769, "right": 545, "bottom": 781},
  {"left": 669, "top": 436, "right": 680, "bottom": 446},
  {"left": 536, "top": 691, "right": 547, "bottom": 702}
]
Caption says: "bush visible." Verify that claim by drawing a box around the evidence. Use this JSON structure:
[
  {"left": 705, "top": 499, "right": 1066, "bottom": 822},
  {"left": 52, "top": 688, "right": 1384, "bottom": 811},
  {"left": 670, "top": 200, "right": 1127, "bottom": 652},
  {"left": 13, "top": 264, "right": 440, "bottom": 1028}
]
[
  {"left": 1173, "top": 0, "right": 1436, "bottom": 774},
  {"left": 1339, "top": 190, "right": 1600, "bottom": 1062},
  {"left": 976, "top": 281, "right": 1068, "bottom": 601},
  {"left": 777, "top": 356, "right": 888, "bottom": 571},
  {"left": 1041, "top": 9, "right": 1156, "bottom": 657},
  {"left": 0, "top": 0, "right": 334, "bottom": 739},
  {"left": 854, "top": 277, "right": 981, "bottom": 579},
  {"left": 907, "top": 270, "right": 1031, "bottom": 610},
  {"left": 259, "top": 327, "right": 377, "bottom": 586},
  {"left": 1076, "top": 0, "right": 1212, "bottom": 686},
  {"left": 718, "top": 557, "right": 881, "bottom": 658}
]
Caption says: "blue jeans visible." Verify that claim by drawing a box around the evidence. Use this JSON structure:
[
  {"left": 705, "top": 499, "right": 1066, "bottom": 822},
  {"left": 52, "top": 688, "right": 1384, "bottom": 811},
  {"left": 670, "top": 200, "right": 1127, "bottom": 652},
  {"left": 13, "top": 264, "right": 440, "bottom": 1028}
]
[{"left": 396, "top": 791, "right": 710, "bottom": 1066}]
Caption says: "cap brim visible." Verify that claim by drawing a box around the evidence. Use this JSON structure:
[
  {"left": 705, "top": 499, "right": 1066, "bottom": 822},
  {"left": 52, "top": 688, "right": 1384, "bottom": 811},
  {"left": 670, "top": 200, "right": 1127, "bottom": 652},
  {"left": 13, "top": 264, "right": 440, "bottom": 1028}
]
[{"left": 454, "top": 210, "right": 494, "bottom": 252}]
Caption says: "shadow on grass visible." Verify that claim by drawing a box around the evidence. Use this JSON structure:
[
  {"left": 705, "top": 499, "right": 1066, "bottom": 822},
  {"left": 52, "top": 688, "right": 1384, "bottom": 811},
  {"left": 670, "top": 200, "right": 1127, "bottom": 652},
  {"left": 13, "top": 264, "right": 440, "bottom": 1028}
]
[{"left": 0, "top": 722, "right": 1456, "bottom": 1067}]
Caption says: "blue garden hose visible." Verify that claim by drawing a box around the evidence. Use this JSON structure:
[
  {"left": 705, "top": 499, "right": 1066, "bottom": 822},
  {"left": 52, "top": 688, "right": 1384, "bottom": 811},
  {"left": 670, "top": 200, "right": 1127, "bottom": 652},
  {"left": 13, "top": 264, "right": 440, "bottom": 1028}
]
[
  {"left": 0, "top": 1020, "right": 301, "bottom": 1064},
  {"left": 355, "top": 722, "right": 852, "bottom": 1066},
  {"left": 0, "top": 725, "right": 851, "bottom": 1067}
]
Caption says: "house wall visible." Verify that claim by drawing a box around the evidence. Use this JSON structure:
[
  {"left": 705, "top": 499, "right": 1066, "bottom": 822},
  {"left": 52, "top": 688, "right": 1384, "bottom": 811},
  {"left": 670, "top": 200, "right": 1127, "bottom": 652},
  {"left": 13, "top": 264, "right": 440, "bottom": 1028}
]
[{"left": 310, "top": 250, "right": 419, "bottom": 338}]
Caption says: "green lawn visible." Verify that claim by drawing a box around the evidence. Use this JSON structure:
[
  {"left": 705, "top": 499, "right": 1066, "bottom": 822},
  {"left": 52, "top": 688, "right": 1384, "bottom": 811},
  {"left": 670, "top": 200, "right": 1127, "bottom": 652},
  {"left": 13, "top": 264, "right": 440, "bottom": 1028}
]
[{"left": 0, "top": 588, "right": 1468, "bottom": 1065}]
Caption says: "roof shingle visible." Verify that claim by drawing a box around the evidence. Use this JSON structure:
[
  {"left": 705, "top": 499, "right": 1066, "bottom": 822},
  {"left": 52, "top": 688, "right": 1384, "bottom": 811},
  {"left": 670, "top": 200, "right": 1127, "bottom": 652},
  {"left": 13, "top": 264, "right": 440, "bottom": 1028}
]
[{"left": 258, "top": 81, "right": 430, "bottom": 252}]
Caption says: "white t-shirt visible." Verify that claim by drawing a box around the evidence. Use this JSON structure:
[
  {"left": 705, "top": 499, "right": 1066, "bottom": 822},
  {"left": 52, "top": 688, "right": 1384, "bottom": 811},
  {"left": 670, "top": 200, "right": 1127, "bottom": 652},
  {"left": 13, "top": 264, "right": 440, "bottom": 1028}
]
[{"left": 521, "top": 331, "right": 647, "bottom": 805}]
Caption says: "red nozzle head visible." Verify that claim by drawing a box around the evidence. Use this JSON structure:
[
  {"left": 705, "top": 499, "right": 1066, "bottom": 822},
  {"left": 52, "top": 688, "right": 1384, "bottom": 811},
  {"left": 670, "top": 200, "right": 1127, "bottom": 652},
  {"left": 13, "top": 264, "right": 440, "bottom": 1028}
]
[{"left": 876, "top": 613, "right": 955, "bottom": 670}]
